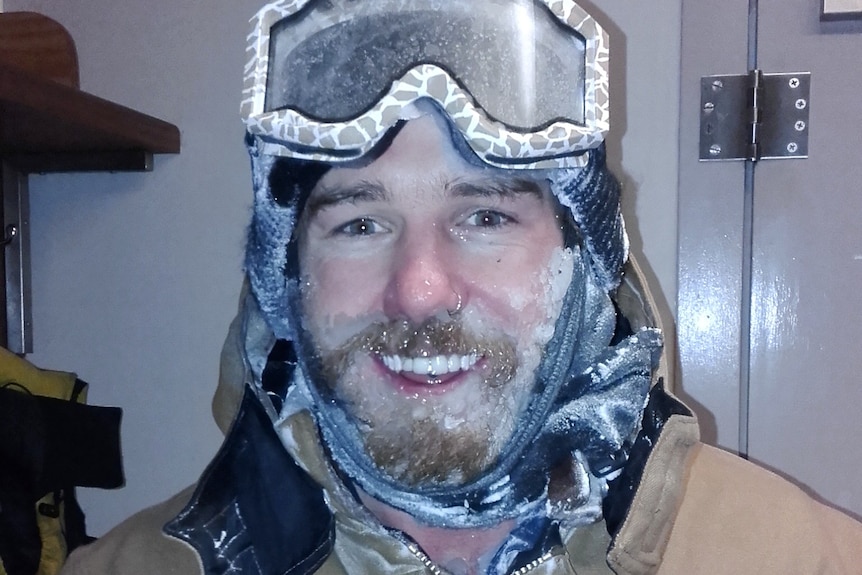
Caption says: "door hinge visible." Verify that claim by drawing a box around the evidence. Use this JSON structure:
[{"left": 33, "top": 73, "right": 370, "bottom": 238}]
[{"left": 699, "top": 70, "right": 811, "bottom": 161}]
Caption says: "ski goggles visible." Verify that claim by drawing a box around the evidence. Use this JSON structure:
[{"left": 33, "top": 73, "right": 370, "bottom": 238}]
[{"left": 241, "top": 0, "right": 609, "bottom": 169}]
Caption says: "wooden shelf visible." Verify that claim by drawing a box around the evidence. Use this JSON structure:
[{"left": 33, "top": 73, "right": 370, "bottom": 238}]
[
  {"left": 0, "top": 12, "right": 181, "bottom": 354},
  {"left": 0, "top": 62, "right": 180, "bottom": 173}
]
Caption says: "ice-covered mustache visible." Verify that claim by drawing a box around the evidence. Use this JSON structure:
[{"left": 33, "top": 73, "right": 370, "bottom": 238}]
[{"left": 318, "top": 318, "right": 518, "bottom": 388}]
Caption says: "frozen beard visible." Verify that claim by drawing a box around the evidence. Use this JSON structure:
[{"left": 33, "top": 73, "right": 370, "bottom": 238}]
[{"left": 301, "top": 246, "right": 575, "bottom": 489}]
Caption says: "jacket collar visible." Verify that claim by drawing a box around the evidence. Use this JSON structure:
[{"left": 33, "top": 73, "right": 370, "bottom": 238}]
[
  {"left": 164, "top": 388, "right": 334, "bottom": 575},
  {"left": 163, "top": 379, "right": 698, "bottom": 575},
  {"left": 605, "top": 383, "right": 700, "bottom": 575}
]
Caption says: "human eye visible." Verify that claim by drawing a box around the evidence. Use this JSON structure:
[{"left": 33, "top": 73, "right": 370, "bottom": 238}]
[
  {"left": 464, "top": 209, "right": 515, "bottom": 229},
  {"left": 333, "top": 217, "right": 387, "bottom": 237}
]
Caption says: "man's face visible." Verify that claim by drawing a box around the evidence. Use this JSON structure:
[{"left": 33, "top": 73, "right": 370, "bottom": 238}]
[{"left": 298, "top": 114, "right": 574, "bottom": 487}]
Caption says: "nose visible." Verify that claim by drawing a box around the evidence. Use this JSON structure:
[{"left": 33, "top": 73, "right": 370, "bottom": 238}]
[{"left": 383, "top": 231, "right": 463, "bottom": 323}]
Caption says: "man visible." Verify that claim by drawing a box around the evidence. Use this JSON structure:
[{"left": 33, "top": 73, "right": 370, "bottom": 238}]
[{"left": 62, "top": 0, "right": 862, "bottom": 573}]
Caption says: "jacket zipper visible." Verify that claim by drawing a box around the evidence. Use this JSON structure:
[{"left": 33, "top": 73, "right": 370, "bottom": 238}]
[
  {"left": 511, "top": 551, "right": 554, "bottom": 574},
  {"left": 407, "top": 544, "right": 554, "bottom": 575},
  {"left": 407, "top": 543, "right": 446, "bottom": 575}
]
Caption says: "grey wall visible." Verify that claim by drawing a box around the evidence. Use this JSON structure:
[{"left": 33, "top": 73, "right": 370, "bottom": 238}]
[{"left": 6, "top": 0, "right": 682, "bottom": 535}]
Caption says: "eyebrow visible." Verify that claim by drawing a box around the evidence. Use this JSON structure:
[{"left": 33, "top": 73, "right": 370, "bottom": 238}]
[
  {"left": 447, "top": 177, "right": 545, "bottom": 201},
  {"left": 304, "top": 180, "right": 389, "bottom": 218},
  {"left": 304, "top": 175, "right": 546, "bottom": 219}
]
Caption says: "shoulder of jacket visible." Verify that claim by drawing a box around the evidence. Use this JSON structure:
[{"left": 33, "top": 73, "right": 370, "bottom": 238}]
[
  {"left": 61, "top": 486, "right": 204, "bottom": 575},
  {"left": 659, "top": 443, "right": 862, "bottom": 573}
]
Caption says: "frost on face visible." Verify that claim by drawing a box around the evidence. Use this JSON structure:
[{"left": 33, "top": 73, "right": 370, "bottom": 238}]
[
  {"left": 533, "top": 245, "right": 576, "bottom": 342},
  {"left": 312, "top": 317, "right": 521, "bottom": 486},
  {"left": 302, "top": 246, "right": 575, "bottom": 489}
]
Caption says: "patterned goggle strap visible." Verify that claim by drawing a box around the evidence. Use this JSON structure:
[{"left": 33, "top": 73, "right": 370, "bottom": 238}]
[{"left": 242, "top": 0, "right": 609, "bottom": 169}]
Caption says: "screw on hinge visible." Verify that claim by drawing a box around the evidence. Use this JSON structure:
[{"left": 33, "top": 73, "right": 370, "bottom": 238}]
[
  {"left": 789, "top": 77, "right": 800, "bottom": 89},
  {"left": 709, "top": 144, "right": 722, "bottom": 156},
  {"left": 787, "top": 142, "right": 799, "bottom": 154},
  {"left": 0, "top": 224, "right": 17, "bottom": 247},
  {"left": 795, "top": 98, "right": 808, "bottom": 110},
  {"left": 795, "top": 120, "right": 807, "bottom": 132},
  {"left": 711, "top": 79, "right": 724, "bottom": 91},
  {"left": 703, "top": 102, "right": 715, "bottom": 113}
]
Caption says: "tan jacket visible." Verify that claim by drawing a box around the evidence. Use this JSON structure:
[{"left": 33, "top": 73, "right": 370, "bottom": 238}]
[
  {"left": 60, "top": 412, "right": 862, "bottom": 574},
  {"left": 60, "top": 261, "right": 862, "bottom": 574}
]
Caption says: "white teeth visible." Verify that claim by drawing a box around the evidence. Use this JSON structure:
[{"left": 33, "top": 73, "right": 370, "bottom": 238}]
[
  {"left": 381, "top": 353, "right": 478, "bottom": 377},
  {"left": 412, "top": 357, "right": 431, "bottom": 375},
  {"left": 447, "top": 355, "right": 460, "bottom": 372}
]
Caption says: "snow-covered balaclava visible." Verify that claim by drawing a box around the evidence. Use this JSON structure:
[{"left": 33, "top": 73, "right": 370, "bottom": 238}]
[{"left": 242, "top": 0, "right": 662, "bottom": 529}]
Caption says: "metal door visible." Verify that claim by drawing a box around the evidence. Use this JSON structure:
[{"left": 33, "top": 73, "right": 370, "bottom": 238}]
[{"left": 679, "top": 0, "right": 862, "bottom": 517}]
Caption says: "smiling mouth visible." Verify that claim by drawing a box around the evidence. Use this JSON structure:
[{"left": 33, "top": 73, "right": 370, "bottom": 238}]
[{"left": 380, "top": 353, "right": 479, "bottom": 382}]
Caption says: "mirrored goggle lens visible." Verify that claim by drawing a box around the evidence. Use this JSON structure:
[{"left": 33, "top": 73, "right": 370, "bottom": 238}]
[{"left": 265, "top": 0, "right": 586, "bottom": 131}]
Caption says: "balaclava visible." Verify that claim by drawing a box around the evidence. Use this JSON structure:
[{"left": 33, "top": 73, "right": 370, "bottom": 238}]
[{"left": 241, "top": 0, "right": 663, "bottom": 529}]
